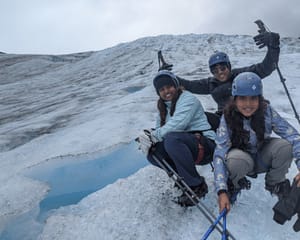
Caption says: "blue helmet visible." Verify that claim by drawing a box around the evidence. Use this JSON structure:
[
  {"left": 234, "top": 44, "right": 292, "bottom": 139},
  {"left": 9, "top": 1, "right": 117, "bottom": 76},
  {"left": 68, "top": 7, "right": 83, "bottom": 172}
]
[
  {"left": 232, "top": 72, "right": 263, "bottom": 96},
  {"left": 153, "top": 70, "right": 179, "bottom": 94},
  {"left": 208, "top": 51, "right": 230, "bottom": 68}
]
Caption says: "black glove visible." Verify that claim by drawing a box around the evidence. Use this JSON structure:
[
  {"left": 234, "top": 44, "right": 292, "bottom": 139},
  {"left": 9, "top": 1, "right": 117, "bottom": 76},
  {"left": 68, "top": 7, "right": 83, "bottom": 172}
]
[
  {"left": 294, "top": 186, "right": 300, "bottom": 232},
  {"left": 253, "top": 32, "right": 280, "bottom": 49},
  {"left": 293, "top": 214, "right": 300, "bottom": 232},
  {"left": 272, "top": 178, "right": 300, "bottom": 232},
  {"left": 158, "top": 63, "right": 173, "bottom": 71}
]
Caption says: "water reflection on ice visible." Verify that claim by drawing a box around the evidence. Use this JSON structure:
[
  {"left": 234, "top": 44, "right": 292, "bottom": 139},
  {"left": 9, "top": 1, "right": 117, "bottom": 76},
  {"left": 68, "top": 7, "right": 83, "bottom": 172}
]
[{"left": 0, "top": 141, "right": 147, "bottom": 240}]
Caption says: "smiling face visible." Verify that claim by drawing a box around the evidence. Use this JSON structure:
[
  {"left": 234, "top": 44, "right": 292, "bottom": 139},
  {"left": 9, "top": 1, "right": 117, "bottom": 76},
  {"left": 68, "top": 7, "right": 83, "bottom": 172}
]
[
  {"left": 235, "top": 96, "right": 260, "bottom": 117},
  {"left": 211, "top": 63, "right": 231, "bottom": 82},
  {"left": 158, "top": 85, "right": 177, "bottom": 101}
]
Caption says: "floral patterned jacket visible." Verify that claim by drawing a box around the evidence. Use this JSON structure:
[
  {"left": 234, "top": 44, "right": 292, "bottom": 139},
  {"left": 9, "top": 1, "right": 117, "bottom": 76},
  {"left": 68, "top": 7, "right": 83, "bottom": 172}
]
[{"left": 213, "top": 104, "right": 300, "bottom": 193}]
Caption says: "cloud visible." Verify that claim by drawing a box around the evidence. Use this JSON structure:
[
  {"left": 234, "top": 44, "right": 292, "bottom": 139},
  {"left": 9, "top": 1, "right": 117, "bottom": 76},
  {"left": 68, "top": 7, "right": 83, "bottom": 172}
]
[{"left": 0, "top": 0, "right": 299, "bottom": 54}]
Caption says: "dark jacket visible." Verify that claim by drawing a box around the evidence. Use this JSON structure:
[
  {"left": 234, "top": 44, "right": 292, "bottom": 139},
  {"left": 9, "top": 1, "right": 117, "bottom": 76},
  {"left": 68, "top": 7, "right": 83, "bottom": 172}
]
[{"left": 178, "top": 47, "right": 280, "bottom": 113}]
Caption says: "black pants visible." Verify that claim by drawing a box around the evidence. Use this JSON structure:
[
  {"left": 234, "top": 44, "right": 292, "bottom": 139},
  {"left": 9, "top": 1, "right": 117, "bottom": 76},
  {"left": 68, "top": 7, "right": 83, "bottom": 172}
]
[{"left": 147, "top": 132, "right": 215, "bottom": 187}]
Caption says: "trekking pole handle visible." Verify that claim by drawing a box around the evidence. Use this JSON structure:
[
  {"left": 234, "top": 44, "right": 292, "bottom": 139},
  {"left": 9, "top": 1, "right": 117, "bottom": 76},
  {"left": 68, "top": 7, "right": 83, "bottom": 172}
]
[
  {"left": 254, "top": 20, "right": 300, "bottom": 126},
  {"left": 157, "top": 50, "right": 173, "bottom": 71},
  {"left": 254, "top": 19, "right": 267, "bottom": 33}
]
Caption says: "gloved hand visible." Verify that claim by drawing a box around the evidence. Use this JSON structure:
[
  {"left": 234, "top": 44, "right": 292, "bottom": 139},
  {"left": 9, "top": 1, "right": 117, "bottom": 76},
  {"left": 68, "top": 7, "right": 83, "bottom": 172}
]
[
  {"left": 272, "top": 177, "right": 300, "bottom": 232},
  {"left": 158, "top": 63, "right": 173, "bottom": 71},
  {"left": 253, "top": 32, "right": 280, "bottom": 49},
  {"left": 137, "top": 129, "right": 158, "bottom": 154}
]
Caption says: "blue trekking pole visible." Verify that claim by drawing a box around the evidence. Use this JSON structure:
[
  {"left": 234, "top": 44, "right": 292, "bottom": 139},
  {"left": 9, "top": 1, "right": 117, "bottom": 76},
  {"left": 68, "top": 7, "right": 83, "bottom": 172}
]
[
  {"left": 201, "top": 208, "right": 227, "bottom": 240},
  {"left": 222, "top": 209, "right": 227, "bottom": 240}
]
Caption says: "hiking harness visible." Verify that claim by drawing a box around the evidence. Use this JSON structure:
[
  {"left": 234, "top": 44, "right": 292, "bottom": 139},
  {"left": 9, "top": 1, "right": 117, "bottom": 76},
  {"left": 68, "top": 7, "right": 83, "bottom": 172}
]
[{"left": 150, "top": 150, "right": 236, "bottom": 240}]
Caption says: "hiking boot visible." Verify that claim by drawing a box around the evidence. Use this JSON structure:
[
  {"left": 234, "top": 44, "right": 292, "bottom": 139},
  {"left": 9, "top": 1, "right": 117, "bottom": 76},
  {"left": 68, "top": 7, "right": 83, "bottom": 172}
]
[
  {"left": 177, "top": 178, "right": 208, "bottom": 207},
  {"left": 227, "top": 179, "right": 240, "bottom": 204},
  {"left": 227, "top": 177, "right": 251, "bottom": 204},
  {"left": 266, "top": 179, "right": 291, "bottom": 200}
]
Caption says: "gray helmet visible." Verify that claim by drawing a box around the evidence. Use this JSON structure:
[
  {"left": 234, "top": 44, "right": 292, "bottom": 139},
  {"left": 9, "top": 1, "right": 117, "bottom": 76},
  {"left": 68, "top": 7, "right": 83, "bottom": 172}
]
[
  {"left": 153, "top": 70, "right": 179, "bottom": 94},
  {"left": 208, "top": 51, "right": 230, "bottom": 68},
  {"left": 232, "top": 72, "right": 263, "bottom": 96}
]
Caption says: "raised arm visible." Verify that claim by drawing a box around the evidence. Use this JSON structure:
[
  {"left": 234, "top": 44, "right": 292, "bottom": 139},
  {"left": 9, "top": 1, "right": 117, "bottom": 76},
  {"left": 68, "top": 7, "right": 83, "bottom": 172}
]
[{"left": 233, "top": 32, "right": 280, "bottom": 79}]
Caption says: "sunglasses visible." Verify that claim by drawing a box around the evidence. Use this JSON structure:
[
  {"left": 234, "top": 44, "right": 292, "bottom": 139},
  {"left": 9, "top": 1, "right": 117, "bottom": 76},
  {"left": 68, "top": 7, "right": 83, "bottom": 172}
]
[{"left": 211, "top": 63, "right": 228, "bottom": 75}]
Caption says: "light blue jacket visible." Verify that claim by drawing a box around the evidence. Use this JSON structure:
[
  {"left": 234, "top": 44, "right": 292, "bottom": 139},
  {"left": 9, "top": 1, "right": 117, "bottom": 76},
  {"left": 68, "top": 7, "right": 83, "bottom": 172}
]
[
  {"left": 152, "top": 91, "right": 215, "bottom": 141},
  {"left": 214, "top": 104, "right": 300, "bottom": 193}
]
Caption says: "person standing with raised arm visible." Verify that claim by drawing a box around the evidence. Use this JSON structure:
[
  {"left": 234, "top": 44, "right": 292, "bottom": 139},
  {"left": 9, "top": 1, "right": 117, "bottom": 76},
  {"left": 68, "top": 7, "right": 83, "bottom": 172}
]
[{"left": 177, "top": 31, "right": 280, "bottom": 115}]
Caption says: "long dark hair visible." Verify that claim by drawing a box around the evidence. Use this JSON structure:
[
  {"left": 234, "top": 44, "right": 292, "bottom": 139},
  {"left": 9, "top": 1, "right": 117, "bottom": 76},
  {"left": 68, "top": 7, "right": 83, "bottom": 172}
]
[
  {"left": 223, "top": 96, "right": 266, "bottom": 150},
  {"left": 157, "top": 88, "right": 183, "bottom": 126}
]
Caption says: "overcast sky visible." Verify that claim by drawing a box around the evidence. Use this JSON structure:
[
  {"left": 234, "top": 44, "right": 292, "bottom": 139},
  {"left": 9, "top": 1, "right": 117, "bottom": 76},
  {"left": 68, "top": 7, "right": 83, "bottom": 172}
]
[{"left": 1, "top": 0, "right": 299, "bottom": 55}]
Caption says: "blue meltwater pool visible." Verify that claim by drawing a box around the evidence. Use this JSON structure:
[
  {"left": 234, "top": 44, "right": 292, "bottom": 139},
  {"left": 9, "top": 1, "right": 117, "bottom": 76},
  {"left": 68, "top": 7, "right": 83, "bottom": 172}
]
[{"left": 0, "top": 141, "right": 148, "bottom": 240}]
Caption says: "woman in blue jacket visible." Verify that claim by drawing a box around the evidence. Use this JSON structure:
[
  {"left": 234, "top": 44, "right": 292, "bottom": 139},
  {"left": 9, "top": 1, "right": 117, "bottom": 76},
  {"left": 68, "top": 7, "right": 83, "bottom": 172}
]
[
  {"left": 138, "top": 70, "right": 216, "bottom": 206},
  {"left": 213, "top": 72, "right": 300, "bottom": 213}
]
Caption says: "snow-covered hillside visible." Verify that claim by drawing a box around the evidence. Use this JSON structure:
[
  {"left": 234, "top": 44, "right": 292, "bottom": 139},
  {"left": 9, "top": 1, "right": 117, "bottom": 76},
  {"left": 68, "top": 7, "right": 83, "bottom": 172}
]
[{"left": 1, "top": 33, "right": 300, "bottom": 239}]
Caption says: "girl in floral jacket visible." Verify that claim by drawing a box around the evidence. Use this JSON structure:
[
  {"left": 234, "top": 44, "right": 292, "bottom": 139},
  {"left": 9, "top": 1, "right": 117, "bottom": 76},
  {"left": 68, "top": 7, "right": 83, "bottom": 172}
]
[{"left": 213, "top": 72, "right": 300, "bottom": 213}]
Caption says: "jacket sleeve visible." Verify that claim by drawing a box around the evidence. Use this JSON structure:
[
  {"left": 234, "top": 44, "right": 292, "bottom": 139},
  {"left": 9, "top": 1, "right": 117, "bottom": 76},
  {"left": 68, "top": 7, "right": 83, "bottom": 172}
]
[
  {"left": 213, "top": 115, "right": 232, "bottom": 193},
  {"left": 155, "top": 113, "right": 160, "bottom": 129},
  {"left": 269, "top": 106, "right": 300, "bottom": 169},
  {"left": 152, "top": 93, "right": 199, "bottom": 141},
  {"left": 177, "top": 76, "right": 212, "bottom": 94},
  {"left": 232, "top": 46, "right": 280, "bottom": 79}
]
